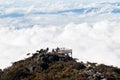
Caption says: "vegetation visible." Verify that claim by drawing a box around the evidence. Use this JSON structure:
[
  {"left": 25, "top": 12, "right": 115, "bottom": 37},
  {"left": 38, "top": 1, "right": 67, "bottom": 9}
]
[{"left": 0, "top": 48, "right": 120, "bottom": 80}]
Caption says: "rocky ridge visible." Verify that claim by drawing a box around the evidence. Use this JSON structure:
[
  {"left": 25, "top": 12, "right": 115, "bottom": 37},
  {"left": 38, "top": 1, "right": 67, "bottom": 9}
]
[{"left": 0, "top": 48, "right": 120, "bottom": 80}]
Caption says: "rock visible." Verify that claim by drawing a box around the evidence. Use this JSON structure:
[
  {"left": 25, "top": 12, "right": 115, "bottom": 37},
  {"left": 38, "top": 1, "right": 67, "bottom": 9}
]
[
  {"left": 114, "top": 68, "right": 120, "bottom": 74},
  {"left": 72, "top": 62, "right": 86, "bottom": 70},
  {"left": 40, "top": 62, "right": 48, "bottom": 70},
  {"left": 27, "top": 65, "right": 36, "bottom": 72}
]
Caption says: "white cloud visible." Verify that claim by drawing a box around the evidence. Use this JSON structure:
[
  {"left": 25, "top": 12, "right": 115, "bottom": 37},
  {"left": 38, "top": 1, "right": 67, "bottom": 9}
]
[{"left": 0, "top": 20, "right": 120, "bottom": 69}]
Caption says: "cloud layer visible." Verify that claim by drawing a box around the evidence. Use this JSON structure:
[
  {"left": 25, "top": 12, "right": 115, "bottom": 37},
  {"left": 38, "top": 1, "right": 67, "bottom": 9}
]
[
  {"left": 0, "top": 1, "right": 119, "bottom": 29},
  {"left": 0, "top": 20, "right": 120, "bottom": 69},
  {"left": 0, "top": 0, "right": 120, "bottom": 69}
]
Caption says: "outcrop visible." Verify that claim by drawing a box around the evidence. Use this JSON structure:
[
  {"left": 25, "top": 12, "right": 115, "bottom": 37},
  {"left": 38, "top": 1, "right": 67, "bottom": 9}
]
[{"left": 0, "top": 48, "right": 120, "bottom": 80}]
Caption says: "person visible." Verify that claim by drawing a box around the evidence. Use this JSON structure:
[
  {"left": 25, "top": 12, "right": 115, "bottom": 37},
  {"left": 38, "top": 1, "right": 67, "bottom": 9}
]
[
  {"left": 52, "top": 49, "right": 55, "bottom": 53},
  {"left": 56, "top": 47, "right": 60, "bottom": 52},
  {"left": 46, "top": 47, "right": 49, "bottom": 52}
]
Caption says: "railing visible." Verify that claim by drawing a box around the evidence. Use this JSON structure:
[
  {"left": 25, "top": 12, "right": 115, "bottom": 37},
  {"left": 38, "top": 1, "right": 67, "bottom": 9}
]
[
  {"left": 56, "top": 49, "right": 72, "bottom": 57},
  {"left": 57, "top": 49, "right": 72, "bottom": 54}
]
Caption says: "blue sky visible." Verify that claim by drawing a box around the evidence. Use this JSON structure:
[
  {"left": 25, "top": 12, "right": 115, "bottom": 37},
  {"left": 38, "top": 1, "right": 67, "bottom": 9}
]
[{"left": 0, "top": 0, "right": 120, "bottom": 69}]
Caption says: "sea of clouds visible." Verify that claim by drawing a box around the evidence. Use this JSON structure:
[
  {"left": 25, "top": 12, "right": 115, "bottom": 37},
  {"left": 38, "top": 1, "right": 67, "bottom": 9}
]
[{"left": 0, "top": 0, "right": 120, "bottom": 69}]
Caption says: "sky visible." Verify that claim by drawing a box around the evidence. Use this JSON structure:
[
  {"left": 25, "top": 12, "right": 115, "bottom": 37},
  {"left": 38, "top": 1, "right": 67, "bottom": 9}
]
[{"left": 0, "top": 0, "right": 120, "bottom": 69}]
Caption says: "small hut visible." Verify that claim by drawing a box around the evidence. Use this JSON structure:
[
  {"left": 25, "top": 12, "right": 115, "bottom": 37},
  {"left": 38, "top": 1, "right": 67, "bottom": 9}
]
[{"left": 56, "top": 47, "right": 72, "bottom": 57}]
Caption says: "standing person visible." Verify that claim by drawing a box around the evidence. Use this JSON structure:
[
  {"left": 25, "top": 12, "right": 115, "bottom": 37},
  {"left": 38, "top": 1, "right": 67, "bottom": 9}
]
[{"left": 56, "top": 47, "right": 60, "bottom": 52}]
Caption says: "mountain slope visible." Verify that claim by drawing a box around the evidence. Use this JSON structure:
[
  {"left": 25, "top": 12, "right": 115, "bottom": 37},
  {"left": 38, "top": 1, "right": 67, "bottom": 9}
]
[{"left": 0, "top": 48, "right": 120, "bottom": 80}]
